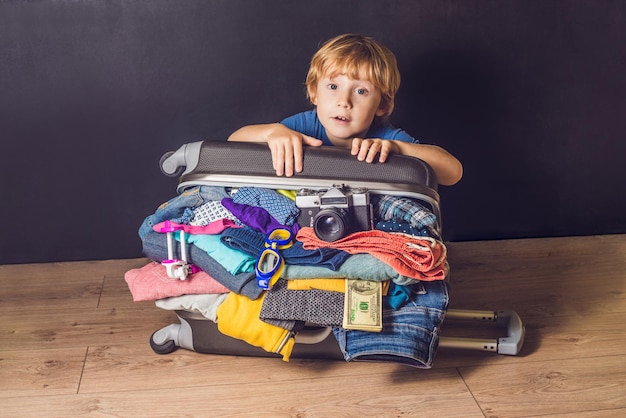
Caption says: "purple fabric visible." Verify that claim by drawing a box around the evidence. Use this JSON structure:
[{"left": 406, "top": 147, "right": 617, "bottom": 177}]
[{"left": 222, "top": 198, "right": 300, "bottom": 235}]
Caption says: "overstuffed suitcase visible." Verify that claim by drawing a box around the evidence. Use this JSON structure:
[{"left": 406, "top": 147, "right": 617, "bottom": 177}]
[{"left": 138, "top": 140, "right": 524, "bottom": 366}]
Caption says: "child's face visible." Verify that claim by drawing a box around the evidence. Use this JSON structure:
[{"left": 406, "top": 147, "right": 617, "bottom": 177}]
[{"left": 309, "top": 71, "right": 386, "bottom": 146}]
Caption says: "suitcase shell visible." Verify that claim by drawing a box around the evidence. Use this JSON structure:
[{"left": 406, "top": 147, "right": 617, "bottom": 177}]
[
  {"left": 149, "top": 140, "right": 524, "bottom": 360},
  {"left": 160, "top": 140, "right": 442, "bottom": 228}
]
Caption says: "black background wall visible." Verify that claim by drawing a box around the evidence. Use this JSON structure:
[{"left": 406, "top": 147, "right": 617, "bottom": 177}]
[{"left": 1, "top": 0, "right": 625, "bottom": 264}]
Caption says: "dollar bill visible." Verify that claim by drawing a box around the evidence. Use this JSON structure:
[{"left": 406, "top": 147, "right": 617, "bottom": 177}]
[{"left": 343, "top": 279, "right": 383, "bottom": 332}]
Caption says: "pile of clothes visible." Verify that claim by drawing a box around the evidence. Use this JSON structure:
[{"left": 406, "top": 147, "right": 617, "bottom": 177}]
[{"left": 127, "top": 185, "right": 449, "bottom": 368}]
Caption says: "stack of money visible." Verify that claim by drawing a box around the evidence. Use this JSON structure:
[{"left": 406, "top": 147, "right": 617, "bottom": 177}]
[{"left": 342, "top": 279, "right": 383, "bottom": 332}]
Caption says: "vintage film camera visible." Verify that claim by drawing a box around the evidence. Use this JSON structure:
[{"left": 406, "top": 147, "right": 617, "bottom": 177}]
[{"left": 295, "top": 186, "right": 374, "bottom": 242}]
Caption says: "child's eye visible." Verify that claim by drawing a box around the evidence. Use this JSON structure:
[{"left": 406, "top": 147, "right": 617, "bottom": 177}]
[
  {"left": 328, "top": 83, "right": 338, "bottom": 90},
  {"left": 355, "top": 88, "right": 368, "bottom": 95}
]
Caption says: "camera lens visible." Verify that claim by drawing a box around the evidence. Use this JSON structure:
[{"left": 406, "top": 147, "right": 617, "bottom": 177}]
[{"left": 313, "top": 208, "right": 350, "bottom": 242}]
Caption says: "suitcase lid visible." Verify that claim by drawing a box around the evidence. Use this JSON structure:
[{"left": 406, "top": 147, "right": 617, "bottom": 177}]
[{"left": 161, "top": 141, "right": 440, "bottom": 206}]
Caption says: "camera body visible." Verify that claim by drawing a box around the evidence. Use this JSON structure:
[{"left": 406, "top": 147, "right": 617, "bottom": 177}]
[{"left": 296, "top": 186, "right": 374, "bottom": 242}]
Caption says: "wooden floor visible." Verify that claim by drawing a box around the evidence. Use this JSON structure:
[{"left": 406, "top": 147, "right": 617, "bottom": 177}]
[{"left": 1, "top": 234, "right": 625, "bottom": 417}]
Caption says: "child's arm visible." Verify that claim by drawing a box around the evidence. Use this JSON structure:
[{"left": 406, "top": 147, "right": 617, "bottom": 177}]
[
  {"left": 351, "top": 138, "right": 463, "bottom": 186},
  {"left": 228, "top": 123, "right": 323, "bottom": 177},
  {"left": 229, "top": 125, "right": 463, "bottom": 185}
]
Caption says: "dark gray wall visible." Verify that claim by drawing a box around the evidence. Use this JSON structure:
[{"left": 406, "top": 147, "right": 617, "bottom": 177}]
[{"left": 1, "top": 0, "right": 625, "bottom": 264}]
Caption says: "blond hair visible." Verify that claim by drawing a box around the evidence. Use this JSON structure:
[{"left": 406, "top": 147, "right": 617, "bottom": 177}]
[{"left": 305, "top": 34, "right": 401, "bottom": 120}]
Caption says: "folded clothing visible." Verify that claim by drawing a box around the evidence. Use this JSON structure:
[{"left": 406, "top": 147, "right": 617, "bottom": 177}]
[
  {"left": 141, "top": 230, "right": 262, "bottom": 300},
  {"left": 286, "top": 278, "right": 346, "bottom": 292},
  {"left": 155, "top": 293, "right": 228, "bottom": 322},
  {"left": 371, "top": 194, "right": 438, "bottom": 237},
  {"left": 333, "top": 280, "right": 449, "bottom": 369},
  {"left": 153, "top": 219, "right": 239, "bottom": 235},
  {"left": 125, "top": 261, "right": 230, "bottom": 302},
  {"left": 182, "top": 233, "right": 256, "bottom": 275},
  {"left": 282, "top": 253, "right": 419, "bottom": 286},
  {"left": 216, "top": 292, "right": 295, "bottom": 361},
  {"left": 260, "top": 279, "right": 344, "bottom": 327},
  {"left": 190, "top": 200, "right": 241, "bottom": 226},
  {"left": 296, "top": 228, "right": 447, "bottom": 281},
  {"left": 286, "top": 279, "right": 390, "bottom": 295},
  {"left": 231, "top": 186, "right": 299, "bottom": 225},
  {"left": 138, "top": 185, "right": 229, "bottom": 240},
  {"left": 221, "top": 227, "right": 350, "bottom": 270},
  {"left": 222, "top": 198, "right": 299, "bottom": 236}
]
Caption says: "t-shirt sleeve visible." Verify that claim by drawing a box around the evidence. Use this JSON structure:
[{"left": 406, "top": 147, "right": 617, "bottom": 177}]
[
  {"left": 280, "top": 113, "right": 303, "bottom": 131},
  {"left": 282, "top": 111, "right": 418, "bottom": 144},
  {"left": 280, "top": 111, "right": 316, "bottom": 137},
  {"left": 387, "top": 127, "right": 419, "bottom": 143},
  {"left": 368, "top": 123, "right": 419, "bottom": 144},
  {"left": 280, "top": 110, "right": 329, "bottom": 142}
]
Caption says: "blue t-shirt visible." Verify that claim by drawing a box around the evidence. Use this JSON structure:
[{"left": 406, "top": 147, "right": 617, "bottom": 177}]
[{"left": 280, "top": 110, "right": 417, "bottom": 146}]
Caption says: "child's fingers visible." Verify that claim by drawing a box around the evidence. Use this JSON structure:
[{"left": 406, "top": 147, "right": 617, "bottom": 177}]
[
  {"left": 353, "top": 138, "right": 378, "bottom": 162},
  {"left": 377, "top": 140, "right": 398, "bottom": 163},
  {"left": 268, "top": 142, "right": 285, "bottom": 176},
  {"left": 351, "top": 138, "right": 363, "bottom": 155},
  {"left": 377, "top": 147, "right": 390, "bottom": 163},
  {"left": 271, "top": 134, "right": 322, "bottom": 176},
  {"left": 291, "top": 139, "right": 305, "bottom": 175},
  {"left": 302, "top": 135, "right": 323, "bottom": 147},
  {"left": 294, "top": 135, "right": 322, "bottom": 174},
  {"left": 284, "top": 140, "right": 297, "bottom": 177},
  {"left": 365, "top": 141, "right": 382, "bottom": 163}
]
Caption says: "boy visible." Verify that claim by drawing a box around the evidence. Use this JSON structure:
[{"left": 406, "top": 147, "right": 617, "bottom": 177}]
[{"left": 228, "top": 33, "right": 463, "bottom": 186}]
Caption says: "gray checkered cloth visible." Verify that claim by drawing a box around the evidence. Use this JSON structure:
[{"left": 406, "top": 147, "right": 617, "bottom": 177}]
[
  {"left": 190, "top": 201, "right": 241, "bottom": 226},
  {"left": 260, "top": 279, "right": 344, "bottom": 327}
]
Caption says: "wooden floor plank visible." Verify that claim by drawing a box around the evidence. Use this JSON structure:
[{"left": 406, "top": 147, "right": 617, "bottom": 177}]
[
  {"left": 0, "top": 306, "right": 175, "bottom": 351},
  {"left": 0, "top": 347, "right": 86, "bottom": 397},
  {"left": 98, "top": 268, "right": 153, "bottom": 310},
  {"left": 446, "top": 235, "right": 626, "bottom": 321},
  {"left": 4, "top": 367, "right": 484, "bottom": 418},
  {"left": 79, "top": 343, "right": 441, "bottom": 393},
  {"left": 534, "top": 409, "right": 626, "bottom": 417},
  {"left": 0, "top": 258, "right": 148, "bottom": 282},
  {"left": 0, "top": 235, "right": 624, "bottom": 417},
  {"left": 437, "top": 311, "right": 626, "bottom": 369},
  {"left": 0, "top": 278, "right": 104, "bottom": 311},
  {"left": 459, "top": 354, "right": 626, "bottom": 417}
]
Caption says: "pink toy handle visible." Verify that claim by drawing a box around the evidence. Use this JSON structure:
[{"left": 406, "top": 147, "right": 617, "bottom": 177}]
[
  {"left": 160, "top": 220, "right": 183, "bottom": 233},
  {"left": 159, "top": 220, "right": 200, "bottom": 279}
]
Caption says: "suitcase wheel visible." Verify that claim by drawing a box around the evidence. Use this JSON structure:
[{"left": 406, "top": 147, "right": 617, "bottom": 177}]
[
  {"left": 150, "top": 330, "right": 178, "bottom": 355},
  {"left": 159, "top": 151, "right": 185, "bottom": 178}
]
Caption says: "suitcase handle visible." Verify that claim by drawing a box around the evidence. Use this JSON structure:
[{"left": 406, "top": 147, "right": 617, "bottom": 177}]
[
  {"left": 439, "top": 309, "right": 525, "bottom": 355},
  {"left": 294, "top": 326, "right": 333, "bottom": 344},
  {"left": 160, "top": 141, "right": 203, "bottom": 177}
]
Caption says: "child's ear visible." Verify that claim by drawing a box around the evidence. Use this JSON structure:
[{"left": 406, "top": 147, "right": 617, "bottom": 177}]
[
  {"left": 307, "top": 86, "right": 318, "bottom": 105},
  {"left": 376, "top": 97, "right": 392, "bottom": 117}
]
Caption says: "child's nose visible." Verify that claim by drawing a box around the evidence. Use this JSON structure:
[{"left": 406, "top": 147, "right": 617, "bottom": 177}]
[{"left": 337, "top": 93, "right": 351, "bottom": 108}]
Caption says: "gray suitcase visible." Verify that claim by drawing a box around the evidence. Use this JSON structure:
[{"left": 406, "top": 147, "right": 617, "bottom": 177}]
[{"left": 147, "top": 140, "right": 525, "bottom": 361}]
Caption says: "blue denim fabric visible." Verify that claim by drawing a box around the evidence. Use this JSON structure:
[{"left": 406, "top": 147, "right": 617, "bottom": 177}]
[
  {"left": 138, "top": 186, "right": 229, "bottom": 240},
  {"left": 332, "top": 280, "right": 449, "bottom": 368},
  {"left": 141, "top": 230, "right": 263, "bottom": 300}
]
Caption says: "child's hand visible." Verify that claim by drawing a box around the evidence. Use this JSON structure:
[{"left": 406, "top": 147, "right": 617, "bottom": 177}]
[
  {"left": 350, "top": 138, "right": 399, "bottom": 163},
  {"left": 265, "top": 125, "right": 323, "bottom": 176}
]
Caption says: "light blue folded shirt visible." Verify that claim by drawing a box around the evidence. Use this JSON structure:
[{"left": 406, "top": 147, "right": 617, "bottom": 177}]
[
  {"left": 282, "top": 253, "right": 420, "bottom": 286},
  {"left": 179, "top": 233, "right": 256, "bottom": 275}
]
